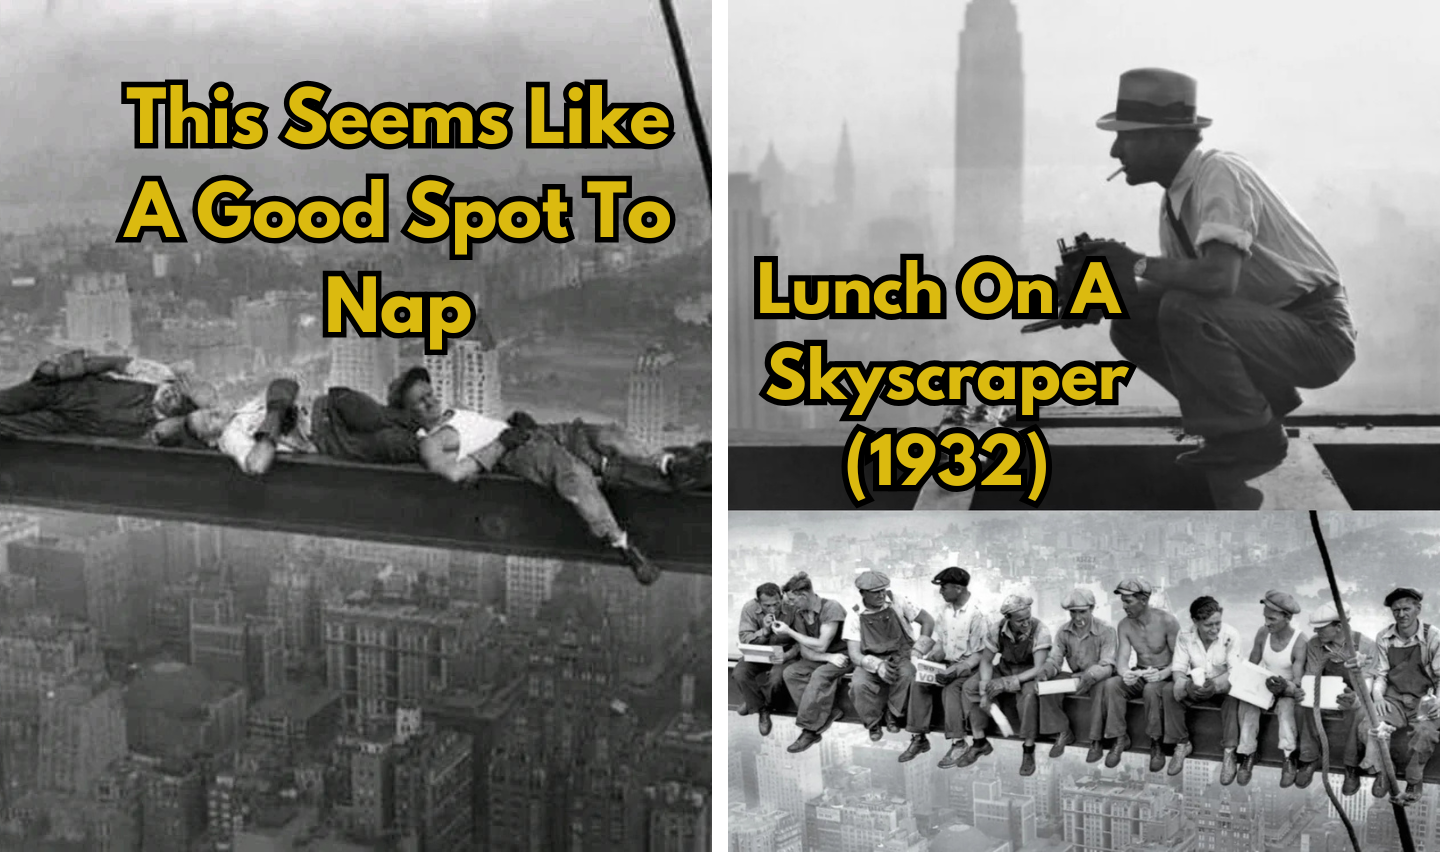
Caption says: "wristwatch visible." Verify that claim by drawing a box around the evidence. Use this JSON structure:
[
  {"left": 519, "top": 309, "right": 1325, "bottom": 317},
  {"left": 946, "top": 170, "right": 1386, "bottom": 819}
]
[{"left": 1133, "top": 256, "right": 1149, "bottom": 279}]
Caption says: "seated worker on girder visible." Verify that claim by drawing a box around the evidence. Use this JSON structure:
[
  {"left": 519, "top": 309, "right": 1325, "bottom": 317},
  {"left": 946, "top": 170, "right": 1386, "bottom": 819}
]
[
  {"left": 1296, "top": 602, "right": 1379, "bottom": 795},
  {"left": 0, "top": 349, "right": 212, "bottom": 441},
  {"left": 901, "top": 567, "right": 988, "bottom": 769},
  {"left": 956, "top": 594, "right": 1052, "bottom": 776},
  {"left": 1236, "top": 591, "right": 1308, "bottom": 789},
  {"left": 1097, "top": 578, "right": 1180, "bottom": 772},
  {"left": 772, "top": 572, "right": 850, "bottom": 755},
  {"left": 1367, "top": 587, "right": 1440, "bottom": 804},
  {"left": 1167, "top": 596, "right": 1244, "bottom": 783},
  {"left": 389, "top": 366, "right": 662, "bottom": 585},
  {"left": 844, "top": 570, "right": 936, "bottom": 742},
  {"left": 731, "top": 582, "right": 799, "bottom": 738},
  {"left": 1036, "top": 588, "right": 1117, "bottom": 765}
]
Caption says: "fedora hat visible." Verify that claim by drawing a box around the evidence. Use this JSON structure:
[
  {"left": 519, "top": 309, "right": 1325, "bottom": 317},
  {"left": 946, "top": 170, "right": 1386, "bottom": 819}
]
[{"left": 1096, "top": 68, "right": 1212, "bottom": 132}]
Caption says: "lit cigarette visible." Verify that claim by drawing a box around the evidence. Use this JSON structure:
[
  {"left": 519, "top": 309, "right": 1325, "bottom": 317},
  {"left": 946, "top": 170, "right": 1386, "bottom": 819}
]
[{"left": 1106, "top": 167, "right": 1124, "bottom": 182}]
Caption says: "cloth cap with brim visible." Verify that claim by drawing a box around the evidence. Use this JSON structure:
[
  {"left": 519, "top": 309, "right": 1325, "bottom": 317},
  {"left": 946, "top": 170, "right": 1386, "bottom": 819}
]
[
  {"left": 1096, "top": 68, "right": 1213, "bottom": 133},
  {"left": 1061, "top": 588, "right": 1097, "bottom": 611},
  {"left": 932, "top": 567, "right": 970, "bottom": 587},
  {"left": 1260, "top": 590, "right": 1301, "bottom": 616},
  {"left": 1114, "top": 578, "right": 1153, "bottom": 597},
  {"left": 1309, "top": 602, "right": 1341, "bottom": 628},
  {"left": 1000, "top": 594, "right": 1034, "bottom": 616},
  {"left": 387, "top": 366, "right": 432, "bottom": 410},
  {"left": 855, "top": 570, "right": 890, "bottom": 592},
  {"left": 1385, "top": 587, "right": 1425, "bottom": 608}
]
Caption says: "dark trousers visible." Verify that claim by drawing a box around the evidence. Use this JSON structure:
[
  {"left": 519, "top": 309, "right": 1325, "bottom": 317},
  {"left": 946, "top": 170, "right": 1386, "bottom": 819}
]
[
  {"left": 1039, "top": 685, "right": 1105, "bottom": 743},
  {"left": 731, "top": 661, "right": 780, "bottom": 714},
  {"left": 1376, "top": 694, "right": 1440, "bottom": 784},
  {"left": 1163, "top": 691, "right": 1240, "bottom": 748},
  {"left": 1101, "top": 677, "right": 1167, "bottom": 741},
  {"left": 783, "top": 659, "right": 849, "bottom": 732},
  {"left": 906, "top": 674, "right": 974, "bottom": 741},
  {"left": 1297, "top": 706, "right": 1364, "bottom": 768},
  {"left": 850, "top": 660, "right": 916, "bottom": 730},
  {"left": 499, "top": 431, "right": 623, "bottom": 541},
  {"left": 310, "top": 388, "right": 420, "bottom": 463},
  {"left": 0, "top": 375, "right": 157, "bottom": 439},
  {"left": 963, "top": 678, "right": 1040, "bottom": 742},
  {"left": 1110, "top": 288, "right": 1355, "bottom": 436}
]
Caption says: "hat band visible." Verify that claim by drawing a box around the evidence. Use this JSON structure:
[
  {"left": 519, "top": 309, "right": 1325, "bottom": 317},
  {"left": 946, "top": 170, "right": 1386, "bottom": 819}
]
[{"left": 1114, "top": 99, "right": 1197, "bottom": 126}]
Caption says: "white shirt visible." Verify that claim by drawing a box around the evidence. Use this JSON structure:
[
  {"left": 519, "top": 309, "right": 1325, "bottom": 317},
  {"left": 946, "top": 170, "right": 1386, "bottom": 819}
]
[
  {"left": 217, "top": 393, "right": 314, "bottom": 472},
  {"left": 1163, "top": 147, "right": 1342, "bottom": 309},
  {"left": 1172, "top": 622, "right": 1245, "bottom": 680},
  {"left": 101, "top": 358, "right": 176, "bottom": 387},
  {"left": 418, "top": 409, "right": 507, "bottom": 459},
  {"left": 929, "top": 598, "right": 988, "bottom": 663}
]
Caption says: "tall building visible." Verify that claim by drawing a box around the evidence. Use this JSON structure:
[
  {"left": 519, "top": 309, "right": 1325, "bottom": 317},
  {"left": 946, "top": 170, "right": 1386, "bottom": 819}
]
[
  {"left": 835, "top": 122, "right": 855, "bottom": 211},
  {"left": 975, "top": 776, "right": 1038, "bottom": 849},
  {"left": 755, "top": 734, "right": 822, "bottom": 820},
  {"left": 327, "top": 336, "right": 399, "bottom": 402},
  {"left": 853, "top": 740, "right": 937, "bottom": 814},
  {"left": 1190, "top": 785, "right": 1262, "bottom": 852},
  {"left": 267, "top": 565, "right": 322, "bottom": 664},
  {"left": 36, "top": 675, "right": 126, "bottom": 795},
  {"left": 139, "top": 757, "right": 205, "bottom": 852},
  {"left": 804, "top": 790, "right": 920, "bottom": 852},
  {"left": 730, "top": 804, "right": 803, "bottom": 852},
  {"left": 65, "top": 271, "right": 133, "bottom": 352},
  {"left": 627, "top": 344, "right": 682, "bottom": 449},
  {"left": 234, "top": 294, "right": 294, "bottom": 369},
  {"left": 729, "top": 173, "right": 780, "bottom": 433},
  {"left": 190, "top": 613, "right": 284, "bottom": 702},
  {"left": 505, "top": 555, "right": 562, "bottom": 622},
  {"left": 1062, "top": 772, "right": 1187, "bottom": 852},
  {"left": 424, "top": 318, "right": 502, "bottom": 417},
  {"left": 954, "top": 0, "right": 1024, "bottom": 266}
]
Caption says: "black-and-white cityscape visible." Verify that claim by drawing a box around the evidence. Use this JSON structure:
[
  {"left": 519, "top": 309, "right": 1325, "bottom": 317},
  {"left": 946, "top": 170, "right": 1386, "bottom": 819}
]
[{"left": 729, "top": 511, "right": 1440, "bottom": 851}]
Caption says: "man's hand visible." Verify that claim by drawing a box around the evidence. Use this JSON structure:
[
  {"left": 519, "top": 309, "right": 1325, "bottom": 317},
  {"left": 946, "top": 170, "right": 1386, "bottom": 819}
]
[
  {"left": 913, "top": 636, "right": 936, "bottom": 657},
  {"left": 771, "top": 621, "right": 791, "bottom": 637},
  {"left": 1266, "top": 676, "right": 1288, "bottom": 696},
  {"left": 1193, "top": 681, "right": 1216, "bottom": 700},
  {"left": 878, "top": 660, "right": 898, "bottom": 684},
  {"left": 1001, "top": 675, "right": 1021, "bottom": 693},
  {"left": 1074, "top": 672, "right": 1093, "bottom": 693},
  {"left": 1121, "top": 670, "right": 1141, "bottom": 687},
  {"left": 1337, "top": 688, "right": 1359, "bottom": 710},
  {"left": 1372, "top": 722, "right": 1397, "bottom": 741},
  {"left": 1140, "top": 667, "right": 1164, "bottom": 683},
  {"left": 826, "top": 653, "right": 849, "bottom": 669},
  {"left": 984, "top": 679, "right": 1006, "bottom": 699}
]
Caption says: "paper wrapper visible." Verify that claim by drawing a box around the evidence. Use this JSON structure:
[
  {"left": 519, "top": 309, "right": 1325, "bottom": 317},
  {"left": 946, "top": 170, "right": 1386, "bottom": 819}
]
[
  {"left": 1190, "top": 668, "right": 1207, "bottom": 687},
  {"left": 1299, "top": 675, "right": 1347, "bottom": 710},
  {"left": 1229, "top": 661, "right": 1277, "bottom": 710},
  {"left": 989, "top": 703, "right": 1015, "bottom": 737},
  {"left": 1037, "top": 678, "right": 1078, "bottom": 696},
  {"left": 738, "top": 644, "right": 785, "bottom": 665},
  {"left": 914, "top": 659, "right": 947, "bottom": 686}
]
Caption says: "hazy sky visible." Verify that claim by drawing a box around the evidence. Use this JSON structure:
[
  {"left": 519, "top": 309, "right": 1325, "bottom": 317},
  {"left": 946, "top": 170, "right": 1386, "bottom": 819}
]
[{"left": 730, "top": 0, "right": 1440, "bottom": 179}]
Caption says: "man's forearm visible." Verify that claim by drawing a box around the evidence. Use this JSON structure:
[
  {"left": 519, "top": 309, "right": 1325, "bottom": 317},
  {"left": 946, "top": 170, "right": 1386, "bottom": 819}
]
[
  {"left": 83, "top": 354, "right": 132, "bottom": 375},
  {"left": 1140, "top": 255, "right": 1238, "bottom": 299}
]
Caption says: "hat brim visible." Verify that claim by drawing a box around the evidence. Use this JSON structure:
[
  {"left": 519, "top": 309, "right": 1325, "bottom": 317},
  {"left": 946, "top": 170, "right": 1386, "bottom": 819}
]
[{"left": 1096, "top": 113, "right": 1212, "bottom": 132}]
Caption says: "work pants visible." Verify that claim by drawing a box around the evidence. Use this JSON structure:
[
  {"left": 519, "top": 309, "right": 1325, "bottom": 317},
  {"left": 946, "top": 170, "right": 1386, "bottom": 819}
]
[
  {"left": 1100, "top": 677, "right": 1167, "bottom": 742},
  {"left": 906, "top": 674, "right": 974, "bottom": 741},
  {"left": 782, "top": 658, "right": 849, "bottom": 733},
  {"left": 1237, "top": 697, "right": 1296, "bottom": 755},
  {"left": 849, "top": 660, "right": 916, "bottom": 731}
]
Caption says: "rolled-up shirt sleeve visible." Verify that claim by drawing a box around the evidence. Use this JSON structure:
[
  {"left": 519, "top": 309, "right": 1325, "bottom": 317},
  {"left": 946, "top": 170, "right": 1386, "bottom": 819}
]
[
  {"left": 1172, "top": 635, "right": 1193, "bottom": 677},
  {"left": 1193, "top": 161, "right": 1259, "bottom": 256}
]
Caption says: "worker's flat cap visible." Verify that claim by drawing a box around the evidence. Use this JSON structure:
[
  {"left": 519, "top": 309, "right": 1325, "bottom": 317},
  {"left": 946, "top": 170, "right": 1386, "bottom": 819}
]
[
  {"left": 1114, "top": 578, "right": 1153, "bottom": 597},
  {"left": 1309, "top": 602, "right": 1341, "bottom": 628},
  {"left": 1385, "top": 587, "right": 1424, "bottom": 608},
  {"left": 855, "top": 570, "right": 891, "bottom": 592},
  {"left": 1260, "top": 590, "right": 1300, "bottom": 615},
  {"left": 1000, "top": 594, "right": 1034, "bottom": 616},
  {"left": 1061, "top": 588, "right": 1097, "bottom": 611},
  {"left": 932, "top": 567, "right": 970, "bottom": 587}
]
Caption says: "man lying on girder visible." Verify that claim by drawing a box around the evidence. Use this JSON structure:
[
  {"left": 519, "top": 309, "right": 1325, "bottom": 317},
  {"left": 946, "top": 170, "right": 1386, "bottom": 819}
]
[{"left": 0, "top": 349, "right": 213, "bottom": 441}]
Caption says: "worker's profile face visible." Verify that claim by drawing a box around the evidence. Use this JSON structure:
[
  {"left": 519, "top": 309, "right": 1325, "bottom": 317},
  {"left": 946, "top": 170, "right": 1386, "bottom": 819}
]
[
  {"left": 1314, "top": 622, "right": 1343, "bottom": 644},
  {"left": 1109, "top": 129, "right": 1171, "bottom": 186},
  {"left": 1391, "top": 598, "right": 1422, "bottom": 631},
  {"left": 1262, "top": 606, "right": 1290, "bottom": 633},
  {"left": 1068, "top": 606, "right": 1093, "bottom": 631},
  {"left": 1195, "top": 610, "right": 1224, "bottom": 644},
  {"left": 757, "top": 593, "right": 782, "bottom": 617},
  {"left": 1006, "top": 607, "right": 1032, "bottom": 631},
  {"left": 1119, "top": 592, "right": 1147, "bottom": 618},
  {"left": 402, "top": 381, "right": 443, "bottom": 427},
  {"left": 939, "top": 582, "right": 965, "bottom": 604}
]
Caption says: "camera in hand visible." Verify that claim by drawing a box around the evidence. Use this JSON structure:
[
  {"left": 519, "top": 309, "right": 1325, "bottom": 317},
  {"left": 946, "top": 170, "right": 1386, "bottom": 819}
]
[{"left": 1022, "top": 233, "right": 1126, "bottom": 333}]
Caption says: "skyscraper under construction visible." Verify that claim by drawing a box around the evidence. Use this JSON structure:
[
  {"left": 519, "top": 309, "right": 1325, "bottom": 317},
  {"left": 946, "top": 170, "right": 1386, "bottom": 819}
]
[{"left": 954, "top": 0, "right": 1024, "bottom": 266}]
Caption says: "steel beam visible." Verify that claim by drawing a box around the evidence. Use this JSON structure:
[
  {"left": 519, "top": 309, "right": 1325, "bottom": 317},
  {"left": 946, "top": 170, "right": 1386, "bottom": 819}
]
[
  {"left": 727, "top": 659, "right": 1440, "bottom": 782},
  {"left": 0, "top": 437, "right": 710, "bottom": 572}
]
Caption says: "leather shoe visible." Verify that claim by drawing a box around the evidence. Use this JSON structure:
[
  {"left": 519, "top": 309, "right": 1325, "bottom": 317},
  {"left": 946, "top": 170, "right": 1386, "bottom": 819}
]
[
  {"left": 1085, "top": 741, "right": 1105, "bottom": 764},
  {"left": 1295, "top": 760, "right": 1317, "bottom": 789},
  {"left": 1148, "top": 742, "right": 1165, "bottom": 773},
  {"left": 1237, "top": 753, "right": 1254, "bottom": 786},
  {"left": 955, "top": 739, "right": 994, "bottom": 768},
  {"left": 1020, "top": 747, "right": 1036, "bottom": 777},
  {"left": 1167, "top": 741, "right": 1192, "bottom": 776},
  {"left": 1176, "top": 420, "right": 1287, "bottom": 469},
  {"left": 899, "top": 735, "right": 930, "bottom": 763},
  {"left": 1342, "top": 768, "right": 1361, "bottom": 796},
  {"left": 620, "top": 543, "right": 662, "bottom": 586},
  {"left": 938, "top": 741, "right": 968, "bottom": 769},
  {"left": 1220, "top": 749, "right": 1238, "bottom": 785},
  {"left": 1280, "top": 753, "right": 1297, "bottom": 788},
  {"left": 1049, "top": 731, "right": 1073, "bottom": 759},
  {"left": 869, "top": 726, "right": 883, "bottom": 742},
  {"left": 758, "top": 710, "right": 772, "bottom": 737},
  {"left": 1374, "top": 773, "right": 1391, "bottom": 798},
  {"left": 787, "top": 730, "right": 821, "bottom": 754},
  {"left": 1105, "top": 735, "right": 1129, "bottom": 769}
]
